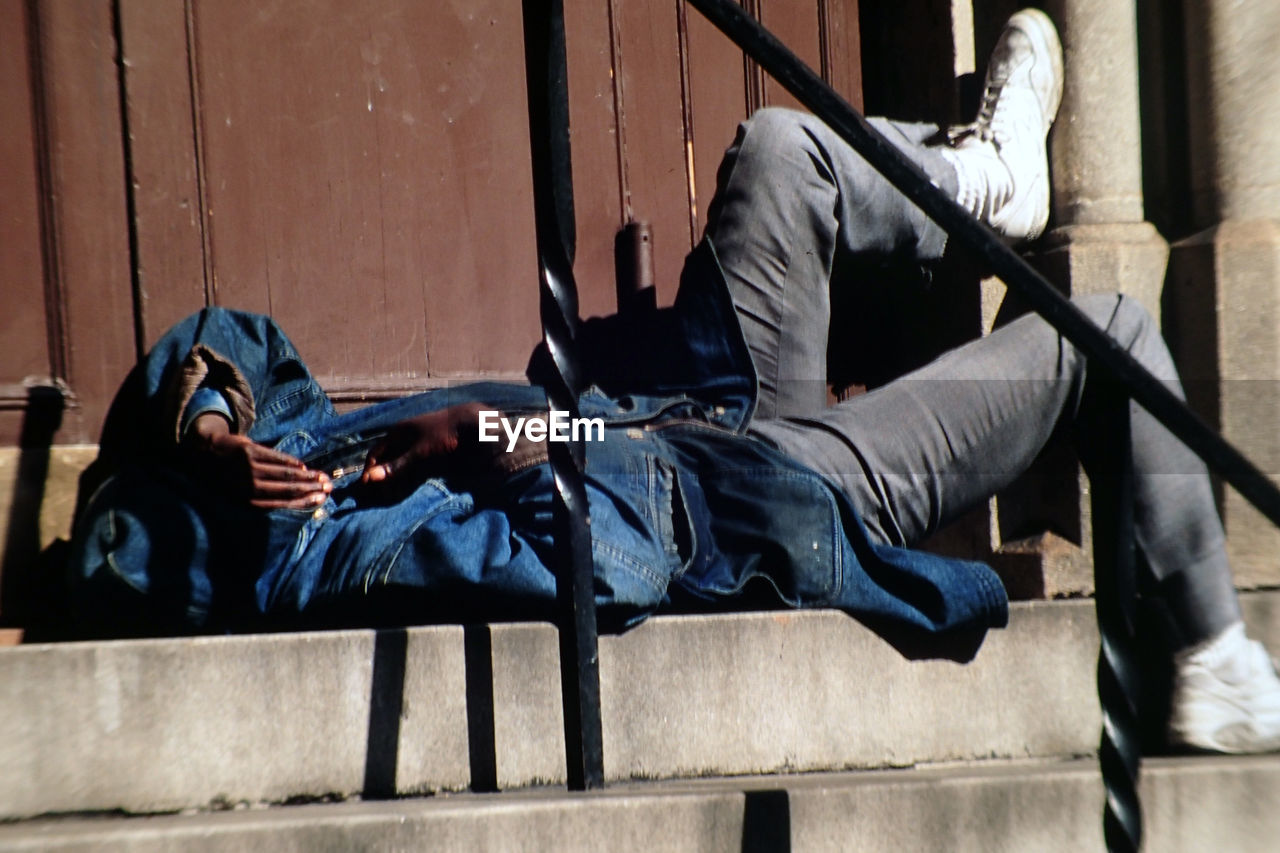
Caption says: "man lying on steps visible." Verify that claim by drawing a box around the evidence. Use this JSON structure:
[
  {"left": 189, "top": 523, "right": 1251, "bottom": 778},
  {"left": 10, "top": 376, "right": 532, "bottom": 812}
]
[{"left": 67, "top": 9, "right": 1280, "bottom": 755}]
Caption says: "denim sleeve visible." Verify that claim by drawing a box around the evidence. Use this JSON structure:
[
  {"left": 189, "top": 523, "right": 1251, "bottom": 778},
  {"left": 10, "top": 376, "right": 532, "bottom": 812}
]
[
  {"left": 94, "top": 307, "right": 334, "bottom": 462},
  {"left": 178, "top": 387, "right": 236, "bottom": 438}
]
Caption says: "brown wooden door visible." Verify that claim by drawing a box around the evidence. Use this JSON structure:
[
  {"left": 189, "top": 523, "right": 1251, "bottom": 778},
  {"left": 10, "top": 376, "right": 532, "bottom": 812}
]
[{"left": 3, "top": 0, "right": 861, "bottom": 444}]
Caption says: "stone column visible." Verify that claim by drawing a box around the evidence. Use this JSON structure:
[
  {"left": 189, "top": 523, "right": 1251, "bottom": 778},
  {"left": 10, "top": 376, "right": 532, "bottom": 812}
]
[
  {"left": 1035, "top": 0, "right": 1169, "bottom": 316},
  {"left": 1168, "top": 0, "right": 1280, "bottom": 588}
]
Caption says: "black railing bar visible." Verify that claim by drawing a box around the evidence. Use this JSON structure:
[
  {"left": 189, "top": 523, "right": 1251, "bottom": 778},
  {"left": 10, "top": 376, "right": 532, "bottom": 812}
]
[
  {"left": 685, "top": 0, "right": 1280, "bottom": 531},
  {"left": 1091, "top": 376, "right": 1143, "bottom": 852},
  {"left": 520, "top": 0, "right": 605, "bottom": 790}
]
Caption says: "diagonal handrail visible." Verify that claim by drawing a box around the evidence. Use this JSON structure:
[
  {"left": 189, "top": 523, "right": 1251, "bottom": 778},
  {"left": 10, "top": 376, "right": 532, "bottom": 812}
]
[{"left": 684, "top": 0, "right": 1280, "bottom": 533}]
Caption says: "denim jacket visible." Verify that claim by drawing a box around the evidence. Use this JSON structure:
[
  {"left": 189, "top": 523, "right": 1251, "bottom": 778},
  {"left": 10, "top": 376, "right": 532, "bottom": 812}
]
[{"left": 67, "top": 240, "right": 1007, "bottom": 638}]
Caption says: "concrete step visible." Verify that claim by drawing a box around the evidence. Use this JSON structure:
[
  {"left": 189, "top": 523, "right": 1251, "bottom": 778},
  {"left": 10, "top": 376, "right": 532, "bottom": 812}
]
[
  {"left": 2, "top": 755, "right": 1278, "bottom": 852},
  {"left": 3, "top": 593, "right": 1279, "bottom": 821}
]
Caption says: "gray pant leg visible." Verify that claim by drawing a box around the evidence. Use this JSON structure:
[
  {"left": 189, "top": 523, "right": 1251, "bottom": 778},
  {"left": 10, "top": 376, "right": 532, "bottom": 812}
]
[
  {"left": 749, "top": 294, "right": 1243, "bottom": 645},
  {"left": 704, "top": 107, "right": 958, "bottom": 419}
]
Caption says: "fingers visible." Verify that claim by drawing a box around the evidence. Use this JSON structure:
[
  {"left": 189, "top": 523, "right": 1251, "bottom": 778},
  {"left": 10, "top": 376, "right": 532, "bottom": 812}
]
[
  {"left": 246, "top": 471, "right": 330, "bottom": 510},
  {"left": 241, "top": 442, "right": 331, "bottom": 504},
  {"left": 246, "top": 465, "right": 331, "bottom": 509},
  {"left": 191, "top": 431, "right": 339, "bottom": 509},
  {"left": 252, "top": 467, "right": 329, "bottom": 502},
  {"left": 359, "top": 410, "right": 465, "bottom": 485},
  {"left": 360, "top": 435, "right": 401, "bottom": 483},
  {"left": 251, "top": 458, "right": 327, "bottom": 485},
  {"left": 360, "top": 454, "right": 398, "bottom": 483},
  {"left": 251, "top": 471, "right": 329, "bottom": 495}
]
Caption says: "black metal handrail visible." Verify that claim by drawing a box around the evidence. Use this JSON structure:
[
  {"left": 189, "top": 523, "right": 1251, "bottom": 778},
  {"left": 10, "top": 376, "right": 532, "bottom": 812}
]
[{"left": 521, "top": 0, "right": 604, "bottom": 790}]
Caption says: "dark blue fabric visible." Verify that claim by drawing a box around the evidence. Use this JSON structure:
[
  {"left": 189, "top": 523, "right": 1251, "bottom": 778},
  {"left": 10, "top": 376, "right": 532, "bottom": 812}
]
[{"left": 67, "top": 239, "right": 1007, "bottom": 637}]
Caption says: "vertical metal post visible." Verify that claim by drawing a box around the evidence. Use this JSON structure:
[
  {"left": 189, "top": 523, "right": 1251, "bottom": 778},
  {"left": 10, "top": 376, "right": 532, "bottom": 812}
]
[
  {"left": 520, "top": 0, "right": 605, "bottom": 790},
  {"left": 1089, "top": 372, "right": 1142, "bottom": 852}
]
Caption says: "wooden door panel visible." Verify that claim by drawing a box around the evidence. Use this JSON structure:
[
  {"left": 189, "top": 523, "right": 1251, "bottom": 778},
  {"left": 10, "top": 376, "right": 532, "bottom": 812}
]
[
  {"left": 611, "top": 0, "right": 700, "bottom": 304},
  {"left": 185, "top": 0, "right": 538, "bottom": 392},
  {"left": 28, "top": 0, "right": 138, "bottom": 444},
  {"left": 685, "top": 5, "right": 752, "bottom": 240},
  {"left": 118, "top": 0, "right": 208, "bottom": 349},
  {"left": 0, "top": 0, "right": 51, "bottom": 401},
  {"left": 48, "top": 0, "right": 863, "bottom": 435},
  {"left": 759, "top": 0, "right": 824, "bottom": 111},
  {"left": 563, "top": 0, "right": 626, "bottom": 321},
  {"left": 822, "top": 0, "right": 865, "bottom": 111}
]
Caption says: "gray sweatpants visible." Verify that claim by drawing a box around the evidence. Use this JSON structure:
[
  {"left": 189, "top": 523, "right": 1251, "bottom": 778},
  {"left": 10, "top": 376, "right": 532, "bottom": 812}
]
[{"left": 705, "top": 107, "right": 1240, "bottom": 645}]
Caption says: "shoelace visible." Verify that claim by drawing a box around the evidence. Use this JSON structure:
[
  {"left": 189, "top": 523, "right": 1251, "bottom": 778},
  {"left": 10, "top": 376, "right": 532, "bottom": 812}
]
[
  {"left": 947, "top": 82, "right": 1004, "bottom": 146},
  {"left": 948, "top": 81, "right": 1042, "bottom": 155}
]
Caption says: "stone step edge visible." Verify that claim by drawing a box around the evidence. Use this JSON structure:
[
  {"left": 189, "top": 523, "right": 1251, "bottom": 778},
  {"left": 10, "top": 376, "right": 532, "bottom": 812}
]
[
  {"left": 2, "top": 755, "right": 1278, "bottom": 853},
  {"left": 2, "top": 593, "right": 1278, "bottom": 821}
]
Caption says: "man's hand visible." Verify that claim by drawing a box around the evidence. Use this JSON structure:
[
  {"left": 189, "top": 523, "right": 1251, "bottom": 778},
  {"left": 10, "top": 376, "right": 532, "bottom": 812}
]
[
  {"left": 361, "top": 402, "right": 488, "bottom": 486},
  {"left": 184, "top": 412, "right": 331, "bottom": 509}
]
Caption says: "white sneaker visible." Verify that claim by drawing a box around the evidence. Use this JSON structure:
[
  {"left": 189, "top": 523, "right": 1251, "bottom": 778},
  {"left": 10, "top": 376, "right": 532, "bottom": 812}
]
[
  {"left": 940, "top": 8, "right": 1064, "bottom": 242},
  {"left": 1168, "top": 621, "right": 1280, "bottom": 754}
]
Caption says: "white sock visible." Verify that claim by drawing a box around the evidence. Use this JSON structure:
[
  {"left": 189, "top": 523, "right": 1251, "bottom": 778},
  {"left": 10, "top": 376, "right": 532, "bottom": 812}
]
[{"left": 938, "top": 140, "right": 1011, "bottom": 222}]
